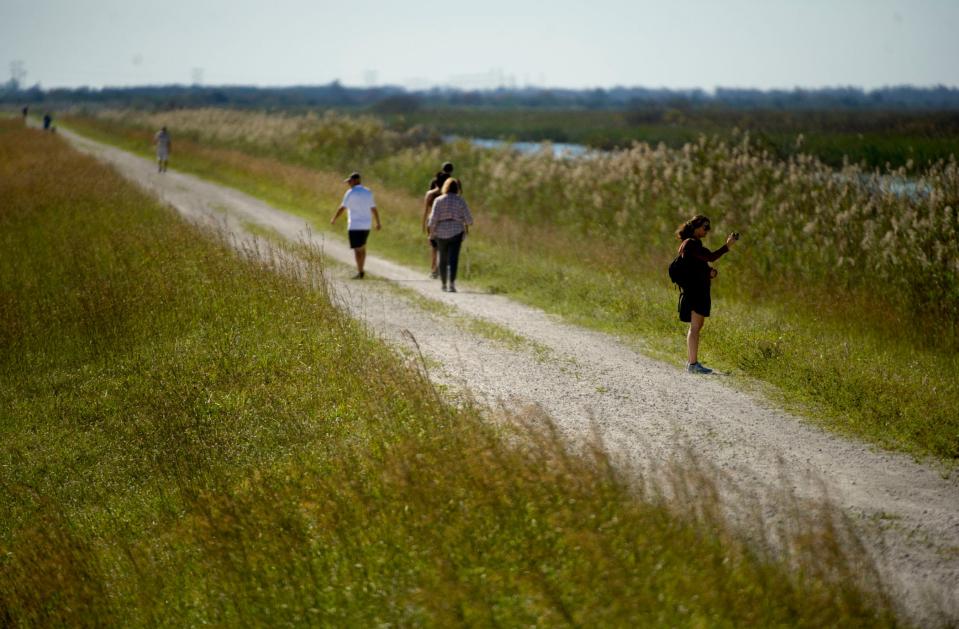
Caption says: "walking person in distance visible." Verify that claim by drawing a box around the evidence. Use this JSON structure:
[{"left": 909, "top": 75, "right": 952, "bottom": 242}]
[
  {"left": 427, "top": 178, "right": 472, "bottom": 292},
  {"left": 675, "top": 215, "right": 738, "bottom": 374},
  {"left": 154, "top": 126, "right": 172, "bottom": 172},
  {"left": 331, "top": 172, "right": 381, "bottom": 279},
  {"left": 422, "top": 170, "right": 450, "bottom": 279},
  {"left": 438, "top": 162, "right": 463, "bottom": 195},
  {"left": 441, "top": 161, "right": 455, "bottom": 180},
  {"left": 422, "top": 162, "right": 462, "bottom": 278}
]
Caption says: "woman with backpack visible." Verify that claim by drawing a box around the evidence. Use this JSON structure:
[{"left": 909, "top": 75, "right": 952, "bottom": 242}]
[{"left": 675, "top": 215, "right": 738, "bottom": 374}]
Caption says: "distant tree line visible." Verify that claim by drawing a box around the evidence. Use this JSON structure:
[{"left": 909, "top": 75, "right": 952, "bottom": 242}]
[{"left": 3, "top": 80, "right": 959, "bottom": 111}]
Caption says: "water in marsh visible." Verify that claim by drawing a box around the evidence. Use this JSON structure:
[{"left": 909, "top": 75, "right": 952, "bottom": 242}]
[
  {"left": 450, "top": 135, "right": 930, "bottom": 198},
  {"left": 445, "top": 135, "right": 592, "bottom": 158}
]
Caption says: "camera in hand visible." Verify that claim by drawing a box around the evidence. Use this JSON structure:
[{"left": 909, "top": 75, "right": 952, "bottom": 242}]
[{"left": 731, "top": 232, "right": 741, "bottom": 240}]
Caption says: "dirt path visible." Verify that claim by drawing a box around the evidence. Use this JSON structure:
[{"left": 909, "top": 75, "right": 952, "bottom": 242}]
[{"left": 61, "top": 127, "right": 959, "bottom": 624}]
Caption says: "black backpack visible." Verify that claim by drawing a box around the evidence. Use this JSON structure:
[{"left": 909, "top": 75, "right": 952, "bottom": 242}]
[{"left": 668, "top": 254, "right": 689, "bottom": 288}]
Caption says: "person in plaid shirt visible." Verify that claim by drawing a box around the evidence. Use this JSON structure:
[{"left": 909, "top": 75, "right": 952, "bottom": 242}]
[
  {"left": 427, "top": 178, "right": 473, "bottom": 292},
  {"left": 422, "top": 163, "right": 464, "bottom": 279}
]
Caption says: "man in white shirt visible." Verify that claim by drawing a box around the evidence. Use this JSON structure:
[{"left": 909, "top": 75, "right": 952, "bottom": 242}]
[{"left": 330, "top": 172, "right": 381, "bottom": 279}]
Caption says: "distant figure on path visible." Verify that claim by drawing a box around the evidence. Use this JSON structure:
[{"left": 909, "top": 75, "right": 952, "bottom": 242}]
[
  {"left": 331, "top": 172, "right": 381, "bottom": 279},
  {"left": 42, "top": 113, "right": 52, "bottom": 131},
  {"left": 440, "top": 161, "right": 462, "bottom": 193},
  {"left": 427, "top": 178, "right": 473, "bottom": 292},
  {"left": 21, "top": 106, "right": 28, "bottom": 122},
  {"left": 422, "top": 170, "right": 450, "bottom": 278},
  {"left": 153, "top": 126, "right": 171, "bottom": 172},
  {"left": 675, "top": 214, "right": 737, "bottom": 374}
]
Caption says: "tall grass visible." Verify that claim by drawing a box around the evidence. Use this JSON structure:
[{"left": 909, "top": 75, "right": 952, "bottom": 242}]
[
  {"left": 62, "top": 110, "right": 959, "bottom": 461},
  {"left": 0, "top": 120, "right": 902, "bottom": 625},
  {"left": 81, "top": 107, "right": 959, "bottom": 327},
  {"left": 384, "top": 136, "right": 958, "bottom": 334},
  {"left": 95, "top": 107, "right": 440, "bottom": 166}
]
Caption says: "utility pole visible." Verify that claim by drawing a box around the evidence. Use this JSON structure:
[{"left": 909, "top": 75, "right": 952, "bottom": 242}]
[{"left": 9, "top": 60, "right": 26, "bottom": 90}]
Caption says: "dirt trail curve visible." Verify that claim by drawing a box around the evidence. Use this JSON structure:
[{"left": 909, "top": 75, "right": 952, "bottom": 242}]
[{"left": 61, "top": 127, "right": 958, "bottom": 623}]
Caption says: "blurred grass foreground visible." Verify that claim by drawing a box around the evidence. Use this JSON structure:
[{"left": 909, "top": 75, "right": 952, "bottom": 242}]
[{"left": 0, "top": 119, "right": 900, "bottom": 624}]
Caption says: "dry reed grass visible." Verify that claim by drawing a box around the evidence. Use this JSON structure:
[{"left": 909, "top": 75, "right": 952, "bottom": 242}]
[{"left": 90, "top": 107, "right": 958, "bottom": 326}]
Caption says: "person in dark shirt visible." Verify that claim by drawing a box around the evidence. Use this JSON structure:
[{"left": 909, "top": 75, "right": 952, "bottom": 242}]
[
  {"left": 422, "top": 170, "right": 449, "bottom": 278},
  {"left": 676, "top": 214, "right": 738, "bottom": 374}
]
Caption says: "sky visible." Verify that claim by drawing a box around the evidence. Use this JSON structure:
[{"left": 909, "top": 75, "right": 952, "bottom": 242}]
[{"left": 2, "top": 0, "right": 958, "bottom": 91}]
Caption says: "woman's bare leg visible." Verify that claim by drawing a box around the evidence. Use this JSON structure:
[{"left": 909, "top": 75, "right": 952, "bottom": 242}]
[{"left": 687, "top": 311, "right": 705, "bottom": 364}]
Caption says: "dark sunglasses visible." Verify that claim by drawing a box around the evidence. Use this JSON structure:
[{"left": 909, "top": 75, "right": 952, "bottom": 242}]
[{"left": 702, "top": 223, "right": 711, "bottom": 231}]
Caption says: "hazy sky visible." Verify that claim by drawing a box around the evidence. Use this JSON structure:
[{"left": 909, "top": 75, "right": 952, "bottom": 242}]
[{"left": 2, "top": 0, "right": 958, "bottom": 91}]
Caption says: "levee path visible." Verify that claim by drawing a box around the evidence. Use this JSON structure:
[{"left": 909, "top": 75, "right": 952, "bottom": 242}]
[{"left": 60, "top": 127, "right": 958, "bottom": 624}]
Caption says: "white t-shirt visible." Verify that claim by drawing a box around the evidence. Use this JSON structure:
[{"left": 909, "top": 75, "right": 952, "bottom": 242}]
[{"left": 341, "top": 185, "right": 375, "bottom": 230}]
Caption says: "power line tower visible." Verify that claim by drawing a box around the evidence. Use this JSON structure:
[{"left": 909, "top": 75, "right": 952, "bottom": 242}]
[{"left": 8, "top": 60, "right": 26, "bottom": 90}]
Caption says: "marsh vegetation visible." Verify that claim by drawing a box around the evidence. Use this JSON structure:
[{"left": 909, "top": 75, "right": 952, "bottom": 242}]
[{"left": 64, "top": 108, "right": 959, "bottom": 461}]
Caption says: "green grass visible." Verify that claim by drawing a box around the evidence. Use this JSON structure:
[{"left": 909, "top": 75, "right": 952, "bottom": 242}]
[
  {"left": 61, "top": 114, "right": 959, "bottom": 463},
  {"left": 0, "top": 119, "right": 904, "bottom": 625}
]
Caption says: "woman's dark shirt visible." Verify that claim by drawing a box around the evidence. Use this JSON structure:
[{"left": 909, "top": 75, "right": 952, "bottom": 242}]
[{"left": 679, "top": 238, "right": 729, "bottom": 289}]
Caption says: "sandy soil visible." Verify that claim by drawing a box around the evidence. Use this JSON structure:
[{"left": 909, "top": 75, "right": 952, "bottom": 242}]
[{"left": 61, "top": 127, "right": 959, "bottom": 624}]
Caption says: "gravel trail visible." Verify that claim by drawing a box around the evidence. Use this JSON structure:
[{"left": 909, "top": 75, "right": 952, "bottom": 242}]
[{"left": 62, "top": 127, "right": 959, "bottom": 624}]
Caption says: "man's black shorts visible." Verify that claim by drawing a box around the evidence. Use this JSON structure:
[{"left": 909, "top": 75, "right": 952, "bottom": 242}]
[
  {"left": 348, "top": 230, "right": 370, "bottom": 249},
  {"left": 429, "top": 238, "right": 437, "bottom": 250}
]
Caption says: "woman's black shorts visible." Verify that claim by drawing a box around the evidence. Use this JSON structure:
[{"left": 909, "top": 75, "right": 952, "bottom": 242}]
[
  {"left": 679, "top": 286, "right": 711, "bottom": 322},
  {"left": 348, "top": 230, "right": 370, "bottom": 249}
]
